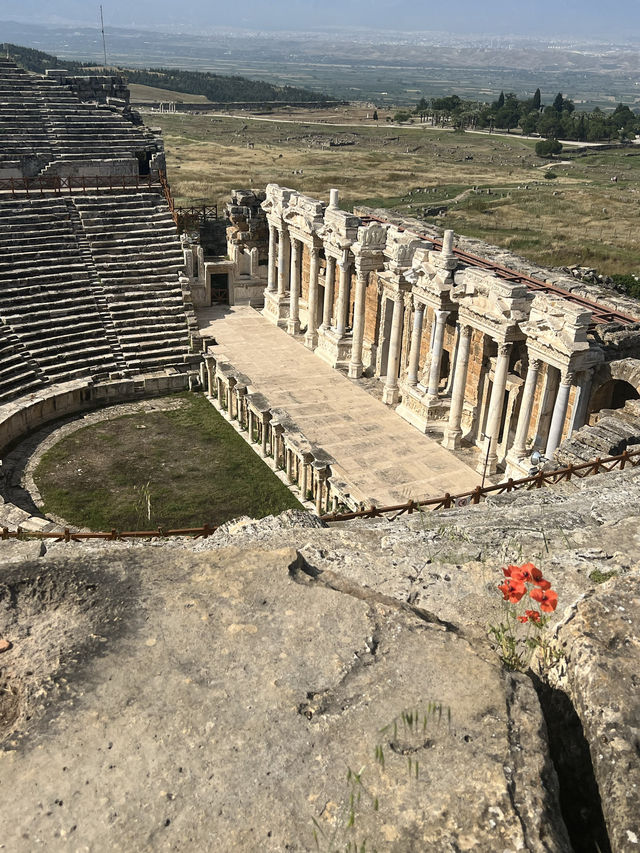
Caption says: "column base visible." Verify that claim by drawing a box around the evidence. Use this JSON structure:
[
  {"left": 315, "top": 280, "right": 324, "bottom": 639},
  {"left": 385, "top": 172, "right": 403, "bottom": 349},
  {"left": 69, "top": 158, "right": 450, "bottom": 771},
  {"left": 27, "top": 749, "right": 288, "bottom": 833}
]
[
  {"left": 348, "top": 361, "right": 363, "bottom": 379},
  {"left": 315, "top": 326, "right": 352, "bottom": 369},
  {"left": 382, "top": 384, "right": 400, "bottom": 405},
  {"left": 263, "top": 290, "right": 291, "bottom": 329},
  {"left": 442, "top": 429, "right": 461, "bottom": 451},
  {"left": 476, "top": 453, "right": 498, "bottom": 476},
  {"left": 286, "top": 317, "right": 301, "bottom": 335},
  {"left": 395, "top": 383, "right": 450, "bottom": 432},
  {"left": 304, "top": 330, "right": 318, "bottom": 350}
]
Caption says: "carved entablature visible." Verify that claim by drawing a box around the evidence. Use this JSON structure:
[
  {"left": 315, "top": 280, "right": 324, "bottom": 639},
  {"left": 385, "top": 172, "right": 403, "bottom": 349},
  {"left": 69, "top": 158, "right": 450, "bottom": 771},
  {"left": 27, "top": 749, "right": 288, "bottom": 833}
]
[
  {"left": 453, "top": 268, "right": 532, "bottom": 342},
  {"left": 262, "top": 183, "right": 296, "bottom": 224},
  {"left": 282, "top": 192, "right": 326, "bottom": 243},
  {"left": 405, "top": 246, "right": 457, "bottom": 311},
  {"left": 383, "top": 226, "right": 423, "bottom": 273},
  {"left": 318, "top": 207, "right": 361, "bottom": 256},
  {"left": 520, "top": 293, "right": 600, "bottom": 371},
  {"left": 351, "top": 222, "right": 389, "bottom": 273}
]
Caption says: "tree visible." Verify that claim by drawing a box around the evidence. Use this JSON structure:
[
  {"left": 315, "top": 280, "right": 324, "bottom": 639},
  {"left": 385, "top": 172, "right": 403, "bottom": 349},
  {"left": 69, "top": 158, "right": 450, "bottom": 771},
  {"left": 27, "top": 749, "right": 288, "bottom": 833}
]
[
  {"left": 373, "top": 109, "right": 378, "bottom": 121},
  {"left": 553, "top": 92, "right": 564, "bottom": 112},
  {"left": 495, "top": 91, "right": 505, "bottom": 109},
  {"left": 532, "top": 88, "right": 541, "bottom": 111},
  {"left": 535, "top": 138, "right": 562, "bottom": 158}
]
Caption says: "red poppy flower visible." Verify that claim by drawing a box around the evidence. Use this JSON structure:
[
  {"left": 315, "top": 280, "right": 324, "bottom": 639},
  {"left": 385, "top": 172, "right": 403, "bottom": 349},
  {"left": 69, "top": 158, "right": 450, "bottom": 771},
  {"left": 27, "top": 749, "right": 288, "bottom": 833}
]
[
  {"left": 529, "top": 587, "right": 558, "bottom": 612},
  {"left": 502, "top": 564, "right": 521, "bottom": 578},
  {"left": 498, "top": 577, "right": 526, "bottom": 603},
  {"left": 534, "top": 578, "right": 551, "bottom": 590},
  {"left": 517, "top": 615, "right": 529, "bottom": 623},
  {"left": 525, "top": 609, "right": 541, "bottom": 623}
]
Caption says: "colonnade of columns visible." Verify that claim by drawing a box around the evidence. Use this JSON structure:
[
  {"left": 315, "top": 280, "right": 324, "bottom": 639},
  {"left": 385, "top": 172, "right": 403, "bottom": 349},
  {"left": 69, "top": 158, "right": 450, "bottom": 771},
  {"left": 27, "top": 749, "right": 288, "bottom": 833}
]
[
  {"left": 263, "top": 211, "right": 588, "bottom": 474},
  {"left": 204, "top": 354, "right": 343, "bottom": 515}
]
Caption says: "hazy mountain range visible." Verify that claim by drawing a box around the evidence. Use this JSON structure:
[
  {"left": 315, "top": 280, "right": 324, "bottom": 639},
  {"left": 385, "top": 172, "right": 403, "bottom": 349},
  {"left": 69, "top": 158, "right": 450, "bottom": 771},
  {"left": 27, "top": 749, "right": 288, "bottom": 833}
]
[{"left": 3, "top": 0, "right": 640, "bottom": 40}]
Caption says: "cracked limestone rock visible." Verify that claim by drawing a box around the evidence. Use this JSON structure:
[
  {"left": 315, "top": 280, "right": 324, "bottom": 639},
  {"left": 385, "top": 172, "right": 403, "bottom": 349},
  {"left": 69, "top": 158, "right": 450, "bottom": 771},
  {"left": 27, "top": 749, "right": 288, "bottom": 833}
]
[
  {"left": 0, "top": 546, "right": 570, "bottom": 852},
  {"left": 548, "top": 571, "right": 640, "bottom": 853}
]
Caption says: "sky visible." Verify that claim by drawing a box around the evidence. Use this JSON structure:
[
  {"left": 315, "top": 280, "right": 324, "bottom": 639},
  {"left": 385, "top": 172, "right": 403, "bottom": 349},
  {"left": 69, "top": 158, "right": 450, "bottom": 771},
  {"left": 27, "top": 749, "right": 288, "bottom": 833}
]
[{"left": 3, "top": 0, "right": 639, "bottom": 39}]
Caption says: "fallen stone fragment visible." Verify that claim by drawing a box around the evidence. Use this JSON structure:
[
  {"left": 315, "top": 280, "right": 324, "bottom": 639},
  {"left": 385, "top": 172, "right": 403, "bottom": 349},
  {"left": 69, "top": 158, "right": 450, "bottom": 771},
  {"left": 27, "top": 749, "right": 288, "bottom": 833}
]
[{"left": 0, "top": 638, "right": 11, "bottom": 653}]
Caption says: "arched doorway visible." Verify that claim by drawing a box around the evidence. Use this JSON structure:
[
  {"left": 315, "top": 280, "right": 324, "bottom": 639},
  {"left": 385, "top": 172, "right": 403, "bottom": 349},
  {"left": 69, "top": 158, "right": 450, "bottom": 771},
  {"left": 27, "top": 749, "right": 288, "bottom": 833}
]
[{"left": 588, "top": 379, "right": 640, "bottom": 424}]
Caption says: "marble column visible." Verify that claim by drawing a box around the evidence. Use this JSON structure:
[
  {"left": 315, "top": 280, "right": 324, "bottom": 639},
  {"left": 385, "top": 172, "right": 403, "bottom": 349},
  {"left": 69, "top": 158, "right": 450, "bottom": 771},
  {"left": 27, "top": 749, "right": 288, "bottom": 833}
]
[
  {"left": 277, "top": 226, "right": 290, "bottom": 297},
  {"left": 348, "top": 268, "right": 368, "bottom": 378},
  {"left": 247, "top": 408, "right": 255, "bottom": 443},
  {"left": 305, "top": 246, "right": 320, "bottom": 349},
  {"left": 205, "top": 357, "right": 215, "bottom": 396},
  {"left": 545, "top": 370, "right": 574, "bottom": 458},
  {"left": 321, "top": 256, "right": 336, "bottom": 330},
  {"left": 382, "top": 292, "right": 405, "bottom": 405},
  {"left": 267, "top": 224, "right": 277, "bottom": 293},
  {"left": 335, "top": 259, "right": 351, "bottom": 337},
  {"left": 261, "top": 414, "right": 270, "bottom": 457},
  {"left": 426, "top": 309, "right": 450, "bottom": 398},
  {"left": 569, "top": 369, "right": 594, "bottom": 433},
  {"left": 299, "top": 453, "right": 312, "bottom": 500},
  {"left": 406, "top": 301, "right": 426, "bottom": 387},
  {"left": 287, "top": 238, "right": 301, "bottom": 334},
  {"left": 315, "top": 466, "right": 327, "bottom": 515},
  {"left": 442, "top": 324, "right": 472, "bottom": 450},
  {"left": 481, "top": 342, "right": 512, "bottom": 475},
  {"left": 511, "top": 358, "right": 542, "bottom": 460}
]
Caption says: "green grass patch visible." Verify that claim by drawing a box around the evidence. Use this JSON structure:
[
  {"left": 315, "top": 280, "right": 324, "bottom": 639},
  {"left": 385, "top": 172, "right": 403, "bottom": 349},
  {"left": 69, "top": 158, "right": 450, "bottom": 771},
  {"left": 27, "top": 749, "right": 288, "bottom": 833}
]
[
  {"left": 589, "top": 569, "right": 618, "bottom": 584},
  {"left": 35, "top": 394, "right": 302, "bottom": 531}
]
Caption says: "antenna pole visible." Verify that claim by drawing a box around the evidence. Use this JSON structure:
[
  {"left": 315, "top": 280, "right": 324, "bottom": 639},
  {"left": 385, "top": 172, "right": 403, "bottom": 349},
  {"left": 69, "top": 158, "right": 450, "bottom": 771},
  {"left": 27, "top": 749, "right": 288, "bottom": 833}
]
[{"left": 100, "top": 5, "right": 107, "bottom": 68}]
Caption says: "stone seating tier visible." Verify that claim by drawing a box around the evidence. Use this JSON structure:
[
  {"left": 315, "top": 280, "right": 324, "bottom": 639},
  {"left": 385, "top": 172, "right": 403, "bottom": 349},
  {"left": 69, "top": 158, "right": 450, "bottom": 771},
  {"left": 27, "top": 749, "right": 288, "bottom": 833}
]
[
  {"left": 0, "top": 59, "right": 159, "bottom": 176},
  {"left": 0, "top": 193, "right": 192, "bottom": 393}
]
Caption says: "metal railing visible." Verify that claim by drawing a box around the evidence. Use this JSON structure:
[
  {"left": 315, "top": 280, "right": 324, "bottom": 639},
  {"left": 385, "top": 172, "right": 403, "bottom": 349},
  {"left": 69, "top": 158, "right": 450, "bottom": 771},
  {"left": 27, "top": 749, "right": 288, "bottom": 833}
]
[
  {"left": 0, "top": 173, "right": 165, "bottom": 197},
  {"left": 1, "top": 448, "right": 639, "bottom": 541},
  {"left": 319, "top": 448, "right": 640, "bottom": 522}
]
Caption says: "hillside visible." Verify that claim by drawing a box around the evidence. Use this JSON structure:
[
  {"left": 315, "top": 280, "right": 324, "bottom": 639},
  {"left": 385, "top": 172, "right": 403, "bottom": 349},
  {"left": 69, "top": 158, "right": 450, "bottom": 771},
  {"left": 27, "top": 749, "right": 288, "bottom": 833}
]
[{"left": 2, "top": 42, "right": 334, "bottom": 105}]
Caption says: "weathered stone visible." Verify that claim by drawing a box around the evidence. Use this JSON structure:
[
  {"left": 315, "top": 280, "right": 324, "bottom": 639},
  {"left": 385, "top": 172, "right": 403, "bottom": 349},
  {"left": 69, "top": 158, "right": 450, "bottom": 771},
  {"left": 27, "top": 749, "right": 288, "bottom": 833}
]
[
  {"left": 0, "top": 547, "right": 570, "bottom": 852},
  {"left": 548, "top": 572, "right": 640, "bottom": 853}
]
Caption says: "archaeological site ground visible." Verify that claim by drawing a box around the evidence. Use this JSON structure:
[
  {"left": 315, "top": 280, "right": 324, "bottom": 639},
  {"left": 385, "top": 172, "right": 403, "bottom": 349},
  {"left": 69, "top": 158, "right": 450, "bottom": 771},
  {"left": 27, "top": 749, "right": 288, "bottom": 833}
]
[{"left": 0, "top": 52, "right": 638, "bottom": 853}]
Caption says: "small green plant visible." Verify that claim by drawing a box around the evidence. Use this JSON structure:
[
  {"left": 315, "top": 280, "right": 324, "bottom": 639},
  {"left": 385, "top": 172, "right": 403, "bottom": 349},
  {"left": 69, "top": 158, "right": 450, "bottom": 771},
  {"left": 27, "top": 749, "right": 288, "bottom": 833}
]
[
  {"left": 544, "top": 171, "right": 558, "bottom": 179},
  {"left": 589, "top": 568, "right": 617, "bottom": 584},
  {"left": 488, "top": 563, "right": 560, "bottom": 671},
  {"left": 311, "top": 703, "right": 451, "bottom": 851}
]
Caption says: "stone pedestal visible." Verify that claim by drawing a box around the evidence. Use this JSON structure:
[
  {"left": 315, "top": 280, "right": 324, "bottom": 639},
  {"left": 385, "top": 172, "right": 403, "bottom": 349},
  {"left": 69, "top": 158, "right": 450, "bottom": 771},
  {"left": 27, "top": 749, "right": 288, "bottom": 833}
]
[
  {"left": 263, "top": 290, "right": 291, "bottom": 329},
  {"left": 315, "top": 326, "right": 352, "bottom": 369},
  {"left": 396, "top": 383, "right": 451, "bottom": 432}
]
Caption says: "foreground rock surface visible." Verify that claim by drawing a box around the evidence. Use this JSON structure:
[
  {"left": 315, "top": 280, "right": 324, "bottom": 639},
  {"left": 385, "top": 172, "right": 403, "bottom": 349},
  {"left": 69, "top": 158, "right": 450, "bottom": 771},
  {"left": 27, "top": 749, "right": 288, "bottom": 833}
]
[
  {"left": 0, "top": 547, "right": 569, "bottom": 852},
  {"left": 550, "top": 573, "right": 640, "bottom": 853}
]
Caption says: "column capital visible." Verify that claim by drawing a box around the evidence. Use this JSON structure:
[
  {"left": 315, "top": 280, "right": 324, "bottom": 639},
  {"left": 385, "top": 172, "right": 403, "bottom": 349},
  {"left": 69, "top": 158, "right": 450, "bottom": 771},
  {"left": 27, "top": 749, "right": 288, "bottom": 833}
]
[
  {"left": 309, "top": 244, "right": 320, "bottom": 259},
  {"left": 528, "top": 357, "right": 542, "bottom": 372},
  {"left": 459, "top": 323, "right": 472, "bottom": 339},
  {"left": 412, "top": 296, "right": 426, "bottom": 313},
  {"left": 497, "top": 342, "right": 512, "bottom": 358},
  {"left": 560, "top": 370, "right": 575, "bottom": 386}
]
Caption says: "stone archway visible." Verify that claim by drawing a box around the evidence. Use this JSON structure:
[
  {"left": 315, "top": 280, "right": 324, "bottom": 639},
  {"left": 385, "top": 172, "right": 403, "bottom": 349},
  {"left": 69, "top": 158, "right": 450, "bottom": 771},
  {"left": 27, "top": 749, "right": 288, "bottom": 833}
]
[{"left": 588, "top": 359, "right": 640, "bottom": 423}]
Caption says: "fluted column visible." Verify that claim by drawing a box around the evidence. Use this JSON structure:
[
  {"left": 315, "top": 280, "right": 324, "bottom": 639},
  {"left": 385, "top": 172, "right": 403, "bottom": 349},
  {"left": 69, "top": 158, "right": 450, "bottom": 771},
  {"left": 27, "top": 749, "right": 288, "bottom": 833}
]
[
  {"left": 545, "top": 370, "right": 574, "bottom": 458},
  {"left": 442, "top": 324, "right": 472, "bottom": 450},
  {"left": 305, "top": 246, "right": 320, "bottom": 349},
  {"left": 426, "top": 309, "right": 450, "bottom": 398},
  {"left": 511, "top": 358, "right": 542, "bottom": 459},
  {"left": 348, "top": 267, "right": 368, "bottom": 378},
  {"left": 267, "top": 224, "right": 277, "bottom": 293},
  {"left": 335, "top": 259, "right": 351, "bottom": 337},
  {"left": 406, "top": 300, "right": 426, "bottom": 387},
  {"left": 277, "top": 226, "right": 290, "bottom": 297},
  {"left": 321, "top": 256, "right": 336, "bottom": 330},
  {"left": 480, "top": 342, "right": 512, "bottom": 475},
  {"left": 287, "top": 238, "right": 301, "bottom": 334},
  {"left": 382, "top": 292, "right": 405, "bottom": 405}
]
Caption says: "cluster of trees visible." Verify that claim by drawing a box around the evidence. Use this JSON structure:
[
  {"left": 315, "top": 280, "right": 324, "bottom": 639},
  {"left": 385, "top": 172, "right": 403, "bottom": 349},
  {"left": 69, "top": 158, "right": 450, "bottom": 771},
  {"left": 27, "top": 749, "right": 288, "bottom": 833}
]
[
  {"left": 5, "top": 43, "right": 331, "bottom": 105},
  {"left": 413, "top": 90, "right": 640, "bottom": 142},
  {"left": 123, "top": 67, "right": 331, "bottom": 104}
]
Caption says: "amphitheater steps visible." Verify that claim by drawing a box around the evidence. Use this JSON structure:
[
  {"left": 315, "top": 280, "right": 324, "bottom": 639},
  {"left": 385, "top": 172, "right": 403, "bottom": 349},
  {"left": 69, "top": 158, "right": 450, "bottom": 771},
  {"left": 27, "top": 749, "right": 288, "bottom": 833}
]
[
  {"left": 66, "top": 203, "right": 131, "bottom": 378},
  {"left": 0, "top": 323, "right": 46, "bottom": 402},
  {"left": 73, "top": 193, "right": 191, "bottom": 375},
  {"left": 0, "top": 197, "right": 120, "bottom": 386}
]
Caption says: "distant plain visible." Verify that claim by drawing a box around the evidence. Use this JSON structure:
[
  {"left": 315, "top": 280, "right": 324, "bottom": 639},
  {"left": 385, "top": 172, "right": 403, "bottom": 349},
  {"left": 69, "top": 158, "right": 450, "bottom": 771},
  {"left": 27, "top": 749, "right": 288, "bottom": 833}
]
[{"left": 148, "top": 109, "right": 640, "bottom": 275}]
